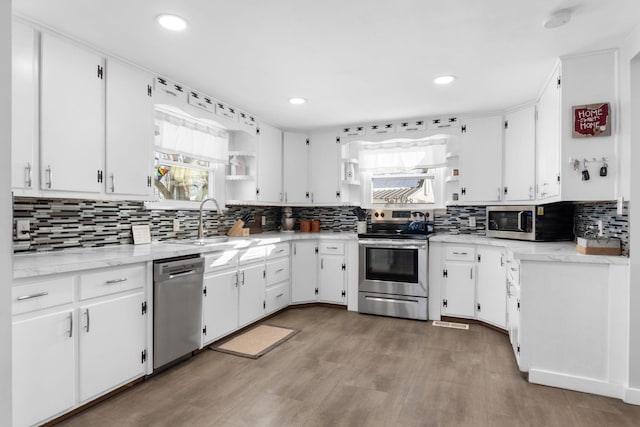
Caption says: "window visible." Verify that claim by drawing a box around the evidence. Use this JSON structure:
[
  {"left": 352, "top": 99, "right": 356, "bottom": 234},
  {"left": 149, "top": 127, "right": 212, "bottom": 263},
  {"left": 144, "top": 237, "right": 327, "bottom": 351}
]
[
  {"left": 359, "top": 135, "right": 448, "bottom": 207},
  {"left": 152, "top": 106, "right": 228, "bottom": 207}
]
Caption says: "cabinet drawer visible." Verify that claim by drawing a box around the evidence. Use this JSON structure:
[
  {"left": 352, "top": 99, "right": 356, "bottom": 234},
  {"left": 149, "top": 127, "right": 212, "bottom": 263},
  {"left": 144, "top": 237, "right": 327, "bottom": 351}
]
[
  {"left": 445, "top": 246, "right": 475, "bottom": 261},
  {"left": 265, "top": 282, "right": 290, "bottom": 314},
  {"left": 239, "top": 246, "right": 266, "bottom": 265},
  {"left": 79, "top": 264, "right": 145, "bottom": 300},
  {"left": 204, "top": 250, "right": 238, "bottom": 273},
  {"left": 265, "top": 243, "right": 290, "bottom": 259},
  {"left": 12, "top": 277, "right": 74, "bottom": 315},
  {"left": 266, "top": 258, "right": 290, "bottom": 286},
  {"left": 319, "top": 242, "right": 344, "bottom": 255}
]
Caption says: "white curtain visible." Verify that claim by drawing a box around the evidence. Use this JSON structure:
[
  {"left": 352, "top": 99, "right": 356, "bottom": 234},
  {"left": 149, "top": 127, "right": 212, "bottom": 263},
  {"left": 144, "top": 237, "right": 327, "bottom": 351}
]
[
  {"left": 154, "top": 107, "right": 228, "bottom": 163},
  {"left": 359, "top": 135, "right": 448, "bottom": 171}
]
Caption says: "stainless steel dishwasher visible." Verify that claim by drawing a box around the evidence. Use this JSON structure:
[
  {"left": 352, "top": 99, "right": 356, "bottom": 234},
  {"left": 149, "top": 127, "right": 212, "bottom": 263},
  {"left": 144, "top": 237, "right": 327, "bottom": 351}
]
[{"left": 153, "top": 255, "right": 204, "bottom": 371}]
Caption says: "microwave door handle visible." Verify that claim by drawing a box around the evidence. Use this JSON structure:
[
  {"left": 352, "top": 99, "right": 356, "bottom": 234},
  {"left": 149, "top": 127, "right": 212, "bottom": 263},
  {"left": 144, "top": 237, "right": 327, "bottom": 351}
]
[{"left": 517, "top": 211, "right": 525, "bottom": 231}]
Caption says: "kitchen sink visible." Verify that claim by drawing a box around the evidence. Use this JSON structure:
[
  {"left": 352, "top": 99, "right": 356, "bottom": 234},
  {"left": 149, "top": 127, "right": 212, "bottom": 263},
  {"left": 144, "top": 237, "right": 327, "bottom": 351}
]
[{"left": 163, "top": 236, "right": 229, "bottom": 246}]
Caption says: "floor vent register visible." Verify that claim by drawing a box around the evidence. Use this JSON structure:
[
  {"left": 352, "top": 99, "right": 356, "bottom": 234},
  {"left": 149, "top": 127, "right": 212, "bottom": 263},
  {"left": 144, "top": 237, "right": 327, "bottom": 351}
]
[{"left": 432, "top": 320, "right": 470, "bottom": 330}]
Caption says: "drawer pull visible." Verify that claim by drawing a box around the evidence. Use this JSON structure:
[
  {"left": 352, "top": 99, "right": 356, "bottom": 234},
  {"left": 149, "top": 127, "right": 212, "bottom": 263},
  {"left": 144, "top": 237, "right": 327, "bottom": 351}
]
[
  {"left": 276, "top": 249, "right": 285, "bottom": 253},
  {"left": 16, "top": 291, "right": 49, "bottom": 301},
  {"left": 453, "top": 251, "right": 468, "bottom": 255},
  {"left": 510, "top": 267, "right": 518, "bottom": 271},
  {"left": 105, "top": 278, "right": 128, "bottom": 285},
  {"left": 276, "top": 293, "right": 284, "bottom": 298},
  {"left": 275, "top": 268, "right": 284, "bottom": 274},
  {"left": 326, "top": 246, "right": 339, "bottom": 250},
  {"left": 68, "top": 313, "right": 73, "bottom": 338}
]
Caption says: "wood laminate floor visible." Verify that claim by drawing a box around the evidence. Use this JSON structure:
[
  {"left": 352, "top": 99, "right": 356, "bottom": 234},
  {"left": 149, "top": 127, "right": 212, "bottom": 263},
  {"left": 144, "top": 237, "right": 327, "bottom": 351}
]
[{"left": 57, "top": 306, "right": 640, "bottom": 427}]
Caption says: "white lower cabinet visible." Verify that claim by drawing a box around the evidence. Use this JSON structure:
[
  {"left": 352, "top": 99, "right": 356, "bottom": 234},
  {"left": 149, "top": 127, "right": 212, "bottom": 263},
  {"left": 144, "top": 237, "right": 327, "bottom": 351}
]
[
  {"left": 238, "top": 263, "right": 267, "bottom": 327},
  {"left": 265, "top": 245, "right": 290, "bottom": 314},
  {"left": 203, "top": 268, "right": 239, "bottom": 344},
  {"left": 78, "top": 292, "right": 146, "bottom": 402},
  {"left": 476, "top": 246, "right": 507, "bottom": 329},
  {"left": 291, "top": 240, "right": 347, "bottom": 306},
  {"left": 12, "top": 264, "right": 149, "bottom": 427},
  {"left": 318, "top": 242, "right": 346, "bottom": 304},
  {"left": 291, "top": 241, "right": 319, "bottom": 303},
  {"left": 13, "top": 309, "right": 75, "bottom": 427},
  {"left": 442, "top": 261, "right": 476, "bottom": 318}
]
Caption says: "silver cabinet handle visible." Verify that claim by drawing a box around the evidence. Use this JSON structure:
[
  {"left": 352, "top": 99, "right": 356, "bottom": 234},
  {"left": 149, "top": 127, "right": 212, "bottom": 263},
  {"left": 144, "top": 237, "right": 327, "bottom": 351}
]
[
  {"left": 276, "top": 293, "right": 284, "bottom": 298},
  {"left": 16, "top": 291, "right": 48, "bottom": 301},
  {"left": 321, "top": 258, "right": 324, "bottom": 269},
  {"left": 276, "top": 249, "right": 285, "bottom": 253},
  {"left": 311, "top": 192, "right": 314, "bottom": 203},
  {"left": 470, "top": 267, "right": 473, "bottom": 280},
  {"left": 105, "top": 278, "right": 128, "bottom": 285},
  {"left": 529, "top": 185, "right": 534, "bottom": 200},
  {"left": 45, "top": 165, "right": 52, "bottom": 189},
  {"left": 293, "top": 244, "right": 296, "bottom": 255},
  {"left": 109, "top": 173, "right": 115, "bottom": 193},
  {"left": 84, "top": 309, "right": 90, "bottom": 333},
  {"left": 453, "top": 251, "right": 468, "bottom": 255},
  {"left": 275, "top": 268, "right": 284, "bottom": 274},
  {"left": 169, "top": 270, "right": 196, "bottom": 279},
  {"left": 241, "top": 270, "right": 245, "bottom": 285},
  {"left": 233, "top": 273, "right": 239, "bottom": 287},
  {"left": 498, "top": 187, "right": 502, "bottom": 200},
  {"left": 25, "top": 162, "right": 32, "bottom": 188},
  {"left": 68, "top": 313, "right": 73, "bottom": 338},
  {"left": 327, "top": 246, "right": 339, "bottom": 250},
  {"left": 500, "top": 255, "right": 504, "bottom": 267}
]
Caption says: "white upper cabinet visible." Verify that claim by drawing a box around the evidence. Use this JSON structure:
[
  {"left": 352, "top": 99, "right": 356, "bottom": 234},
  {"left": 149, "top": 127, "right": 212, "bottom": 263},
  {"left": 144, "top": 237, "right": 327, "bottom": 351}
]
[
  {"left": 256, "top": 123, "right": 283, "bottom": 203},
  {"left": 458, "top": 115, "right": 503, "bottom": 203},
  {"left": 11, "top": 21, "right": 38, "bottom": 193},
  {"left": 105, "top": 59, "right": 154, "bottom": 197},
  {"left": 40, "top": 33, "right": 105, "bottom": 193},
  {"left": 536, "top": 65, "right": 561, "bottom": 200},
  {"left": 308, "top": 130, "right": 341, "bottom": 204},
  {"left": 283, "top": 132, "right": 309, "bottom": 204},
  {"left": 504, "top": 105, "right": 536, "bottom": 201}
]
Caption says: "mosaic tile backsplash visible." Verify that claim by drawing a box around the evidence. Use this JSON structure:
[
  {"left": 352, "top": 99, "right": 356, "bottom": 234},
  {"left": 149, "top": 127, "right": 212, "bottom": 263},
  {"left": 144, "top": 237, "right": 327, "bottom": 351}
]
[{"left": 12, "top": 198, "right": 630, "bottom": 255}]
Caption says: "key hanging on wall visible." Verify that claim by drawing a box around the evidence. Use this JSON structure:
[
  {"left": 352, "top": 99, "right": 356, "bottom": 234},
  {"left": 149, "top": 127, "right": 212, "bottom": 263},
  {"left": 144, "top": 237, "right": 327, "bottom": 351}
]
[
  {"left": 582, "top": 159, "right": 590, "bottom": 181},
  {"left": 600, "top": 158, "right": 608, "bottom": 177}
]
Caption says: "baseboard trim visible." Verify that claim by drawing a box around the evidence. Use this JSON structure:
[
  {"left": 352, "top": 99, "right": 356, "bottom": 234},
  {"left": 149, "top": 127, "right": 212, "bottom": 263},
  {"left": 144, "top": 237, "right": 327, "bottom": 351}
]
[
  {"left": 624, "top": 386, "right": 640, "bottom": 405},
  {"left": 529, "top": 368, "right": 625, "bottom": 400}
]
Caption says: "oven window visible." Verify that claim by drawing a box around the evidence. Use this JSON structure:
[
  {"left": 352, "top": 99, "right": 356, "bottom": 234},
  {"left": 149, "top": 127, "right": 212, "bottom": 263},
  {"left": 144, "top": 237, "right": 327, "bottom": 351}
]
[{"left": 365, "top": 247, "right": 418, "bottom": 283}]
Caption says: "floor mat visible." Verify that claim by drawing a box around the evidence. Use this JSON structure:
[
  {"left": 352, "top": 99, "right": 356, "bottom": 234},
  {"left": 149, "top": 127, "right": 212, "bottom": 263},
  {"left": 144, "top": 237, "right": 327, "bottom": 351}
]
[{"left": 210, "top": 324, "right": 299, "bottom": 359}]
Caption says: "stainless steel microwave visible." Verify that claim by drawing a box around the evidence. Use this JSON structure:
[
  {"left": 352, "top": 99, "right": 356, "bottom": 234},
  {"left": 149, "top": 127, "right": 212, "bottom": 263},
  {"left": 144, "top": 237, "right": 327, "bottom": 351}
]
[{"left": 486, "top": 204, "right": 574, "bottom": 241}]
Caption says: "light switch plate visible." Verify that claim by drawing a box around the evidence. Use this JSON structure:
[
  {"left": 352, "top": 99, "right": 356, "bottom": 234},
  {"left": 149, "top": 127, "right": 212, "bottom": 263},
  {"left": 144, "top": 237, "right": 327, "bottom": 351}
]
[
  {"left": 617, "top": 196, "right": 624, "bottom": 216},
  {"left": 173, "top": 218, "right": 180, "bottom": 232},
  {"left": 16, "top": 219, "right": 30, "bottom": 240},
  {"left": 469, "top": 216, "right": 476, "bottom": 227}
]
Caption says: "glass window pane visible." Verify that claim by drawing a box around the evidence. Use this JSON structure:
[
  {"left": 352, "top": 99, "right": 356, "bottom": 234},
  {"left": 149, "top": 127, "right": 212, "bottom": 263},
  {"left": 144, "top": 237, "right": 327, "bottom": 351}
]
[{"left": 154, "top": 163, "right": 210, "bottom": 202}]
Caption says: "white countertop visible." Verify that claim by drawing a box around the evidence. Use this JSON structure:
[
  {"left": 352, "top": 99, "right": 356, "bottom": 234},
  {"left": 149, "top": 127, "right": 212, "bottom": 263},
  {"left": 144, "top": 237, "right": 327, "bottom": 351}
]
[
  {"left": 429, "top": 234, "right": 629, "bottom": 265},
  {"left": 13, "top": 231, "right": 358, "bottom": 280}
]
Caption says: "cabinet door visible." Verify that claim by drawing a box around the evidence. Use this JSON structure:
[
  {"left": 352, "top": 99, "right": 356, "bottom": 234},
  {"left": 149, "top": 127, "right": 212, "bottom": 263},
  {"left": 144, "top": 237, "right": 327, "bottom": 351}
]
[
  {"left": 257, "top": 123, "right": 283, "bottom": 203},
  {"left": 105, "top": 59, "right": 154, "bottom": 197},
  {"left": 536, "top": 66, "right": 561, "bottom": 199},
  {"left": 13, "top": 310, "right": 75, "bottom": 427},
  {"left": 283, "top": 132, "right": 309, "bottom": 204},
  {"left": 40, "top": 34, "right": 104, "bottom": 193},
  {"left": 308, "top": 130, "right": 341, "bottom": 204},
  {"left": 507, "top": 280, "right": 520, "bottom": 363},
  {"left": 504, "top": 106, "right": 536, "bottom": 201},
  {"left": 459, "top": 115, "right": 503, "bottom": 202},
  {"left": 318, "top": 255, "right": 346, "bottom": 304},
  {"left": 203, "top": 269, "right": 239, "bottom": 345},
  {"left": 442, "top": 262, "right": 476, "bottom": 318},
  {"left": 11, "top": 21, "right": 37, "bottom": 191},
  {"left": 238, "top": 263, "right": 266, "bottom": 327},
  {"left": 78, "top": 292, "right": 146, "bottom": 402},
  {"left": 476, "top": 247, "right": 507, "bottom": 329},
  {"left": 291, "top": 241, "right": 318, "bottom": 303}
]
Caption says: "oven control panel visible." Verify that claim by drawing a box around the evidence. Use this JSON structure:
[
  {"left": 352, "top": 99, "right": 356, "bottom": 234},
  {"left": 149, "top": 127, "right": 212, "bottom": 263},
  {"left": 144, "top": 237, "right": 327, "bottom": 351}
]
[{"left": 370, "top": 209, "right": 431, "bottom": 223}]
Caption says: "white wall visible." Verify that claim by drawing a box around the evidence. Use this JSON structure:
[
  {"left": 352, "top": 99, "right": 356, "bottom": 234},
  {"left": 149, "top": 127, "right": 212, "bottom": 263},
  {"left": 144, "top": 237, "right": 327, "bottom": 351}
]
[
  {"left": 620, "top": 23, "right": 640, "bottom": 399},
  {"left": 0, "top": 0, "right": 12, "bottom": 424}
]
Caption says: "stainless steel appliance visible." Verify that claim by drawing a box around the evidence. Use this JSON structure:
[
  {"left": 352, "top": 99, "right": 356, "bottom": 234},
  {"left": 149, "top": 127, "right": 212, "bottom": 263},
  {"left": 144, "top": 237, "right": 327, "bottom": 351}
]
[
  {"left": 153, "top": 255, "right": 204, "bottom": 371},
  {"left": 358, "top": 209, "right": 432, "bottom": 320},
  {"left": 486, "top": 203, "right": 574, "bottom": 241}
]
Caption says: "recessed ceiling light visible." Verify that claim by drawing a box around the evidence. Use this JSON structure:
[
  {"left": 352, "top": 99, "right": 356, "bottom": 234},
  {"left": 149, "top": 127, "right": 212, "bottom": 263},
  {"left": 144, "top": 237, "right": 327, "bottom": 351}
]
[
  {"left": 156, "top": 14, "right": 188, "bottom": 31},
  {"left": 289, "top": 97, "right": 307, "bottom": 105},
  {"left": 434, "top": 75, "right": 456, "bottom": 85},
  {"left": 543, "top": 9, "right": 572, "bottom": 29}
]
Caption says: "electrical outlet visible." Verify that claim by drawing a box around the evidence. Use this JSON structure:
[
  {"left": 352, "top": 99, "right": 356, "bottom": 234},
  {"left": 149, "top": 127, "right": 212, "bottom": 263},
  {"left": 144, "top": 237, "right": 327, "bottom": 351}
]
[
  {"left": 597, "top": 219, "right": 604, "bottom": 237},
  {"left": 16, "top": 219, "right": 30, "bottom": 240},
  {"left": 173, "top": 218, "right": 180, "bottom": 232},
  {"left": 617, "top": 196, "right": 624, "bottom": 216},
  {"left": 262, "top": 216, "right": 266, "bottom": 226},
  {"left": 469, "top": 216, "right": 476, "bottom": 227}
]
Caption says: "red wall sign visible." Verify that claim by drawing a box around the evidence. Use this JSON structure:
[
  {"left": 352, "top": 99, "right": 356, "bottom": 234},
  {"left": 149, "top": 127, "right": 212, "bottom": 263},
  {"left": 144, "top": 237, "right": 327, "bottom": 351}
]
[{"left": 572, "top": 102, "right": 611, "bottom": 138}]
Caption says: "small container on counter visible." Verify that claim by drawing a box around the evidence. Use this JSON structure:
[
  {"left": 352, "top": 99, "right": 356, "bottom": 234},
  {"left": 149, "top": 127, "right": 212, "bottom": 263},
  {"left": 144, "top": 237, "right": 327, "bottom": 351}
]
[
  {"left": 299, "top": 220, "right": 311, "bottom": 232},
  {"left": 311, "top": 220, "right": 320, "bottom": 232}
]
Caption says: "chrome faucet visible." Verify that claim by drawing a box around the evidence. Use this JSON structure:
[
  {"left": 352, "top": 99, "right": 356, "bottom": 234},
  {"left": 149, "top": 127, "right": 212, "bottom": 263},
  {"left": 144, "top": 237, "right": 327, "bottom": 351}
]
[{"left": 197, "top": 198, "right": 223, "bottom": 240}]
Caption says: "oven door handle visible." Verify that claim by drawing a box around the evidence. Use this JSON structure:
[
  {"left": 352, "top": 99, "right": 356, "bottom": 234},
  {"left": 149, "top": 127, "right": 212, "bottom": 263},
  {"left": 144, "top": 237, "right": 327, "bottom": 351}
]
[{"left": 359, "top": 241, "right": 426, "bottom": 250}]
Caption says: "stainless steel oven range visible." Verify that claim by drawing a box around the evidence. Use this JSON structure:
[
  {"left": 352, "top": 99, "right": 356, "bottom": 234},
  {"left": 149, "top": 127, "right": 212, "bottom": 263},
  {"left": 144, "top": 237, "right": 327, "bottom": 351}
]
[{"left": 358, "top": 209, "right": 432, "bottom": 321}]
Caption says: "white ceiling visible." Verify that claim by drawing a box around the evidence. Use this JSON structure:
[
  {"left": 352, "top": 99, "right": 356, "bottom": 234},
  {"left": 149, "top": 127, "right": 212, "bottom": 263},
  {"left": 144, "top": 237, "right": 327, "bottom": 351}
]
[{"left": 13, "top": 0, "right": 640, "bottom": 131}]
